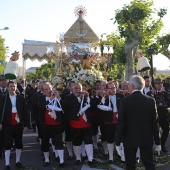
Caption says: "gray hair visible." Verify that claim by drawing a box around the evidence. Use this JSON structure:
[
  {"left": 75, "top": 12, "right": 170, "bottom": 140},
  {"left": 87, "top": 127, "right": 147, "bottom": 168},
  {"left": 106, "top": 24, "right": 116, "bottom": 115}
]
[
  {"left": 129, "top": 75, "right": 145, "bottom": 90},
  {"left": 38, "top": 80, "right": 46, "bottom": 87}
]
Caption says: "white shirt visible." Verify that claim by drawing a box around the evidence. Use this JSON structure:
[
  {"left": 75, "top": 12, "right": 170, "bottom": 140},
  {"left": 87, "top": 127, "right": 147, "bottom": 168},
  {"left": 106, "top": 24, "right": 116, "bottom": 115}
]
[
  {"left": 77, "top": 97, "right": 81, "bottom": 103},
  {"left": 110, "top": 95, "right": 117, "bottom": 112},
  {"left": 0, "top": 87, "right": 6, "bottom": 93},
  {"left": 144, "top": 87, "right": 150, "bottom": 94},
  {"left": 9, "top": 95, "right": 17, "bottom": 113},
  {"left": 132, "top": 90, "right": 141, "bottom": 93}
]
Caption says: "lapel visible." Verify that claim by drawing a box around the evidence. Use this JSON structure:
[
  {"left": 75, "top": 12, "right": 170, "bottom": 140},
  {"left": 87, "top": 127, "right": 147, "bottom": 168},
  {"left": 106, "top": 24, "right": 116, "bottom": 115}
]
[
  {"left": 105, "top": 97, "right": 113, "bottom": 108},
  {"left": 70, "top": 93, "right": 81, "bottom": 107},
  {"left": 16, "top": 94, "right": 19, "bottom": 110}
]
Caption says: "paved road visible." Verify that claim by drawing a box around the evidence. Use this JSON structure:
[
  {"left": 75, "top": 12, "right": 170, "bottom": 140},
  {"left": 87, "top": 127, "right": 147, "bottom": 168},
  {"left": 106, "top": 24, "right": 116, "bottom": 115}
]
[{"left": 0, "top": 130, "right": 170, "bottom": 170}]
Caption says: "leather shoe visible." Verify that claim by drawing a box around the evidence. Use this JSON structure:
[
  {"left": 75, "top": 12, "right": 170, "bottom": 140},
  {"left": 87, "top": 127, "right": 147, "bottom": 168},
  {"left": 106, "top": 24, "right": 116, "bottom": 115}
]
[
  {"left": 82, "top": 156, "right": 87, "bottom": 161},
  {"left": 43, "top": 162, "right": 50, "bottom": 166},
  {"left": 108, "top": 160, "right": 113, "bottom": 164},
  {"left": 55, "top": 156, "right": 59, "bottom": 162},
  {"left": 136, "top": 157, "right": 140, "bottom": 163},
  {"left": 67, "top": 155, "right": 73, "bottom": 160},
  {"left": 162, "top": 146, "right": 168, "bottom": 153},
  {"left": 75, "top": 160, "right": 81, "bottom": 165},
  {"left": 15, "top": 162, "right": 24, "bottom": 168},
  {"left": 59, "top": 162, "right": 69, "bottom": 167},
  {"left": 88, "top": 159, "right": 99, "bottom": 166},
  {"left": 4, "top": 166, "right": 10, "bottom": 170}
]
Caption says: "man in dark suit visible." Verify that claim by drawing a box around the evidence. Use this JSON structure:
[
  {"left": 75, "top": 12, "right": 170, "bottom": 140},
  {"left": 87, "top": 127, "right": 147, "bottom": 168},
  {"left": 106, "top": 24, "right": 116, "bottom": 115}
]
[
  {"left": 115, "top": 75, "right": 161, "bottom": 170},
  {"left": 147, "top": 78, "right": 170, "bottom": 153},
  {"left": 97, "top": 82, "right": 124, "bottom": 164},
  {"left": 0, "top": 75, "right": 8, "bottom": 159},
  {"left": 143, "top": 76, "right": 153, "bottom": 95},
  {"left": 36, "top": 82, "right": 68, "bottom": 167},
  {"left": 0, "top": 81, "right": 29, "bottom": 170},
  {"left": 63, "top": 83, "right": 94, "bottom": 166},
  {"left": 61, "top": 80, "right": 75, "bottom": 160}
]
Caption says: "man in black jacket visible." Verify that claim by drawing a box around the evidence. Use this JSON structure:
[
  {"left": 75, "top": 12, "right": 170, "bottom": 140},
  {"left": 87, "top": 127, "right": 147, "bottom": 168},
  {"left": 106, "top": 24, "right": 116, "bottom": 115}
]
[
  {"left": 0, "top": 81, "right": 29, "bottom": 170},
  {"left": 63, "top": 83, "right": 94, "bottom": 166},
  {"left": 147, "top": 78, "right": 170, "bottom": 153},
  {"left": 0, "top": 75, "right": 8, "bottom": 159},
  {"left": 36, "top": 82, "right": 68, "bottom": 167},
  {"left": 97, "top": 82, "right": 124, "bottom": 164},
  {"left": 115, "top": 75, "right": 161, "bottom": 170}
]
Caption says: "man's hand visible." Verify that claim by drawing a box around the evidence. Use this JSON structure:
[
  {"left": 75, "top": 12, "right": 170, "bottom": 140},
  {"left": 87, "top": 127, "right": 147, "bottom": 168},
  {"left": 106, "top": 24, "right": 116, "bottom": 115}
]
[
  {"left": 53, "top": 90, "right": 61, "bottom": 100},
  {"left": 0, "top": 124, "right": 2, "bottom": 131},
  {"left": 151, "top": 89, "right": 156, "bottom": 95},
  {"left": 32, "top": 120, "right": 36, "bottom": 125},
  {"left": 23, "top": 127, "right": 28, "bottom": 132}
]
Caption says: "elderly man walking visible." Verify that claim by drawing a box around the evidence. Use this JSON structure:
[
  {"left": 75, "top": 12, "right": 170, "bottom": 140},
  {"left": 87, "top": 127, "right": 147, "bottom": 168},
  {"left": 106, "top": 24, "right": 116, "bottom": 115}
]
[{"left": 115, "top": 75, "right": 161, "bottom": 170}]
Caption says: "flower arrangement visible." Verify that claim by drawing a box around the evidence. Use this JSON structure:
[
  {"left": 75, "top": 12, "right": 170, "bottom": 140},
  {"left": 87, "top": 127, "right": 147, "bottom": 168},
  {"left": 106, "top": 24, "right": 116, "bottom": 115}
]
[{"left": 64, "top": 67, "right": 104, "bottom": 86}]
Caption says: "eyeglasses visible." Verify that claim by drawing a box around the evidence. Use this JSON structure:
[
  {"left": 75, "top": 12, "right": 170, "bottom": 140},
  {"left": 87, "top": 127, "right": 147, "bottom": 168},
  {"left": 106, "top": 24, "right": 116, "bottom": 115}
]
[{"left": 107, "top": 87, "right": 116, "bottom": 90}]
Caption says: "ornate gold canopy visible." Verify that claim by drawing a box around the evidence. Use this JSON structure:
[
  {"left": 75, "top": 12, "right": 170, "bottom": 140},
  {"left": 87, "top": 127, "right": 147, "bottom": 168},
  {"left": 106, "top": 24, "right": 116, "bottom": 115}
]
[{"left": 64, "top": 6, "right": 99, "bottom": 44}]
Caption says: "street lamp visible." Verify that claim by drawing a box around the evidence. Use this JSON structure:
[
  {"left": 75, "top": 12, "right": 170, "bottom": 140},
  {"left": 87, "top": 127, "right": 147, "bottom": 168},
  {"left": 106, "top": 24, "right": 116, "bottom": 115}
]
[
  {"left": 147, "top": 48, "right": 155, "bottom": 87},
  {"left": 0, "top": 27, "right": 9, "bottom": 30}
]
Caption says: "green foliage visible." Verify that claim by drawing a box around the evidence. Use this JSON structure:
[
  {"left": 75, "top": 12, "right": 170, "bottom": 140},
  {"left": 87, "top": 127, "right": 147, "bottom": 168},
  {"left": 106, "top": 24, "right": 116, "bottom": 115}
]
[
  {"left": 0, "top": 36, "right": 6, "bottom": 74},
  {"left": 26, "top": 61, "right": 55, "bottom": 81},
  {"left": 26, "top": 72, "right": 37, "bottom": 81},
  {"left": 114, "top": 0, "right": 166, "bottom": 44}
]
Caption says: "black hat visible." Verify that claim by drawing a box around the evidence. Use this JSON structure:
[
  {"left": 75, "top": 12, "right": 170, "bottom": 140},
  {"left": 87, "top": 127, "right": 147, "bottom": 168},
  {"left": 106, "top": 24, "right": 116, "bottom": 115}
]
[
  {"left": 32, "top": 80, "right": 36, "bottom": 83},
  {"left": 155, "top": 78, "right": 163, "bottom": 84},
  {"left": 0, "top": 74, "right": 6, "bottom": 80}
]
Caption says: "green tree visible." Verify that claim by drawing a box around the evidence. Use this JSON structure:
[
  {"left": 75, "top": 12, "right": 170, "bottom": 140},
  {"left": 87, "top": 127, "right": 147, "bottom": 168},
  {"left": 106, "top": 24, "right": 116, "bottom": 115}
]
[
  {"left": 0, "top": 36, "right": 6, "bottom": 74},
  {"left": 33, "top": 61, "right": 55, "bottom": 81},
  {"left": 113, "top": 0, "right": 167, "bottom": 80}
]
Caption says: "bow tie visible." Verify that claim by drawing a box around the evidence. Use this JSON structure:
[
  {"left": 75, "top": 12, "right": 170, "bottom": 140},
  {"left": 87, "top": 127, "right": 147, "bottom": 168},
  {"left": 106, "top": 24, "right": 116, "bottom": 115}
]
[{"left": 2, "top": 89, "right": 5, "bottom": 93}]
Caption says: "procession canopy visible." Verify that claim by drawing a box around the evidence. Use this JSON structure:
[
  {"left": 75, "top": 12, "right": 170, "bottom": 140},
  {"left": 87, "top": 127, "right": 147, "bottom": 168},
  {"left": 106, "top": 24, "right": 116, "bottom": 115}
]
[
  {"left": 22, "top": 39, "right": 56, "bottom": 61},
  {"left": 64, "top": 6, "right": 99, "bottom": 44}
]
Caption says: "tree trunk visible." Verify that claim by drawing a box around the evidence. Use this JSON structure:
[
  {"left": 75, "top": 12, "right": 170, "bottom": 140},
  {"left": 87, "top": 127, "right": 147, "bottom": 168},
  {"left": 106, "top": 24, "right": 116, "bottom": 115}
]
[{"left": 125, "top": 40, "right": 140, "bottom": 80}]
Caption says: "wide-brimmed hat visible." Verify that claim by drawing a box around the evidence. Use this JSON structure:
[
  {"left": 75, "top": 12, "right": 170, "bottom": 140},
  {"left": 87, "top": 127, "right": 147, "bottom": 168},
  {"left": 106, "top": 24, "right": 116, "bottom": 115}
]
[
  {"left": 155, "top": 78, "right": 163, "bottom": 84},
  {"left": 0, "top": 74, "right": 6, "bottom": 80},
  {"left": 32, "top": 80, "right": 36, "bottom": 83}
]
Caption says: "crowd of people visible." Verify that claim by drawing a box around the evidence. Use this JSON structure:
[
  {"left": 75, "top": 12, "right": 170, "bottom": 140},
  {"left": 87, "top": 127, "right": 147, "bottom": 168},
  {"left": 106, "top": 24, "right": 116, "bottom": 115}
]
[{"left": 0, "top": 74, "right": 169, "bottom": 170}]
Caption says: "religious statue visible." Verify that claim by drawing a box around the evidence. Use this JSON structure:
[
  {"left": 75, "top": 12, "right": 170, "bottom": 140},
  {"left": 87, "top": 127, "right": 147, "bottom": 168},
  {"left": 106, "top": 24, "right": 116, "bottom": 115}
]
[{"left": 4, "top": 51, "right": 19, "bottom": 79}]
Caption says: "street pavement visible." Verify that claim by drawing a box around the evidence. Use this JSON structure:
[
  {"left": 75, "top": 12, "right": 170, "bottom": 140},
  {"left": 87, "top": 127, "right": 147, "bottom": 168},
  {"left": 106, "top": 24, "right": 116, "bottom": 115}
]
[{"left": 0, "top": 129, "right": 170, "bottom": 170}]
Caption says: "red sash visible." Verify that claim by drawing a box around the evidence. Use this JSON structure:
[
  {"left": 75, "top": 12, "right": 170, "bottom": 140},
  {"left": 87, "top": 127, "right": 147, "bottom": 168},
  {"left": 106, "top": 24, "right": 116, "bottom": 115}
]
[
  {"left": 104, "top": 112, "right": 118, "bottom": 124},
  {"left": 70, "top": 114, "right": 91, "bottom": 128},
  {"left": 41, "top": 110, "right": 60, "bottom": 125},
  {"left": 5, "top": 113, "right": 18, "bottom": 125}
]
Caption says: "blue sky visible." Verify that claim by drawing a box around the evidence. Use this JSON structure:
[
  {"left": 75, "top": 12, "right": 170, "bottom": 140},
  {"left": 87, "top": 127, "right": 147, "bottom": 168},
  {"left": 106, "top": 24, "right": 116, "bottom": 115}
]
[{"left": 0, "top": 0, "right": 170, "bottom": 69}]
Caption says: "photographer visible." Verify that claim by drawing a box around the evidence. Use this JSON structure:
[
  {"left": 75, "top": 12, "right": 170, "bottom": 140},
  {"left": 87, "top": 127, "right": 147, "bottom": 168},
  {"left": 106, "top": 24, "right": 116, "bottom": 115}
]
[{"left": 147, "top": 78, "right": 170, "bottom": 153}]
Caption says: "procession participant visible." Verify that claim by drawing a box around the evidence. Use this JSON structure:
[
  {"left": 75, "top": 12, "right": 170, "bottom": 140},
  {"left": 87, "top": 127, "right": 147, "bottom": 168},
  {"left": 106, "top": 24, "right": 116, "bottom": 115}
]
[
  {"left": 31, "top": 80, "right": 46, "bottom": 139},
  {"left": 61, "top": 80, "right": 75, "bottom": 160},
  {"left": 17, "top": 79, "right": 26, "bottom": 96},
  {"left": 36, "top": 82, "right": 68, "bottom": 167},
  {"left": 0, "top": 81, "right": 29, "bottom": 170},
  {"left": 0, "top": 75, "right": 8, "bottom": 159},
  {"left": 63, "top": 83, "right": 95, "bottom": 166},
  {"left": 97, "top": 81, "right": 108, "bottom": 153},
  {"left": 120, "top": 80, "right": 130, "bottom": 96},
  {"left": 147, "top": 78, "right": 170, "bottom": 153},
  {"left": 90, "top": 80, "right": 109, "bottom": 155},
  {"left": 107, "top": 77, "right": 113, "bottom": 82},
  {"left": 115, "top": 75, "right": 161, "bottom": 170},
  {"left": 143, "top": 76, "right": 153, "bottom": 95},
  {"left": 97, "top": 82, "right": 124, "bottom": 164}
]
